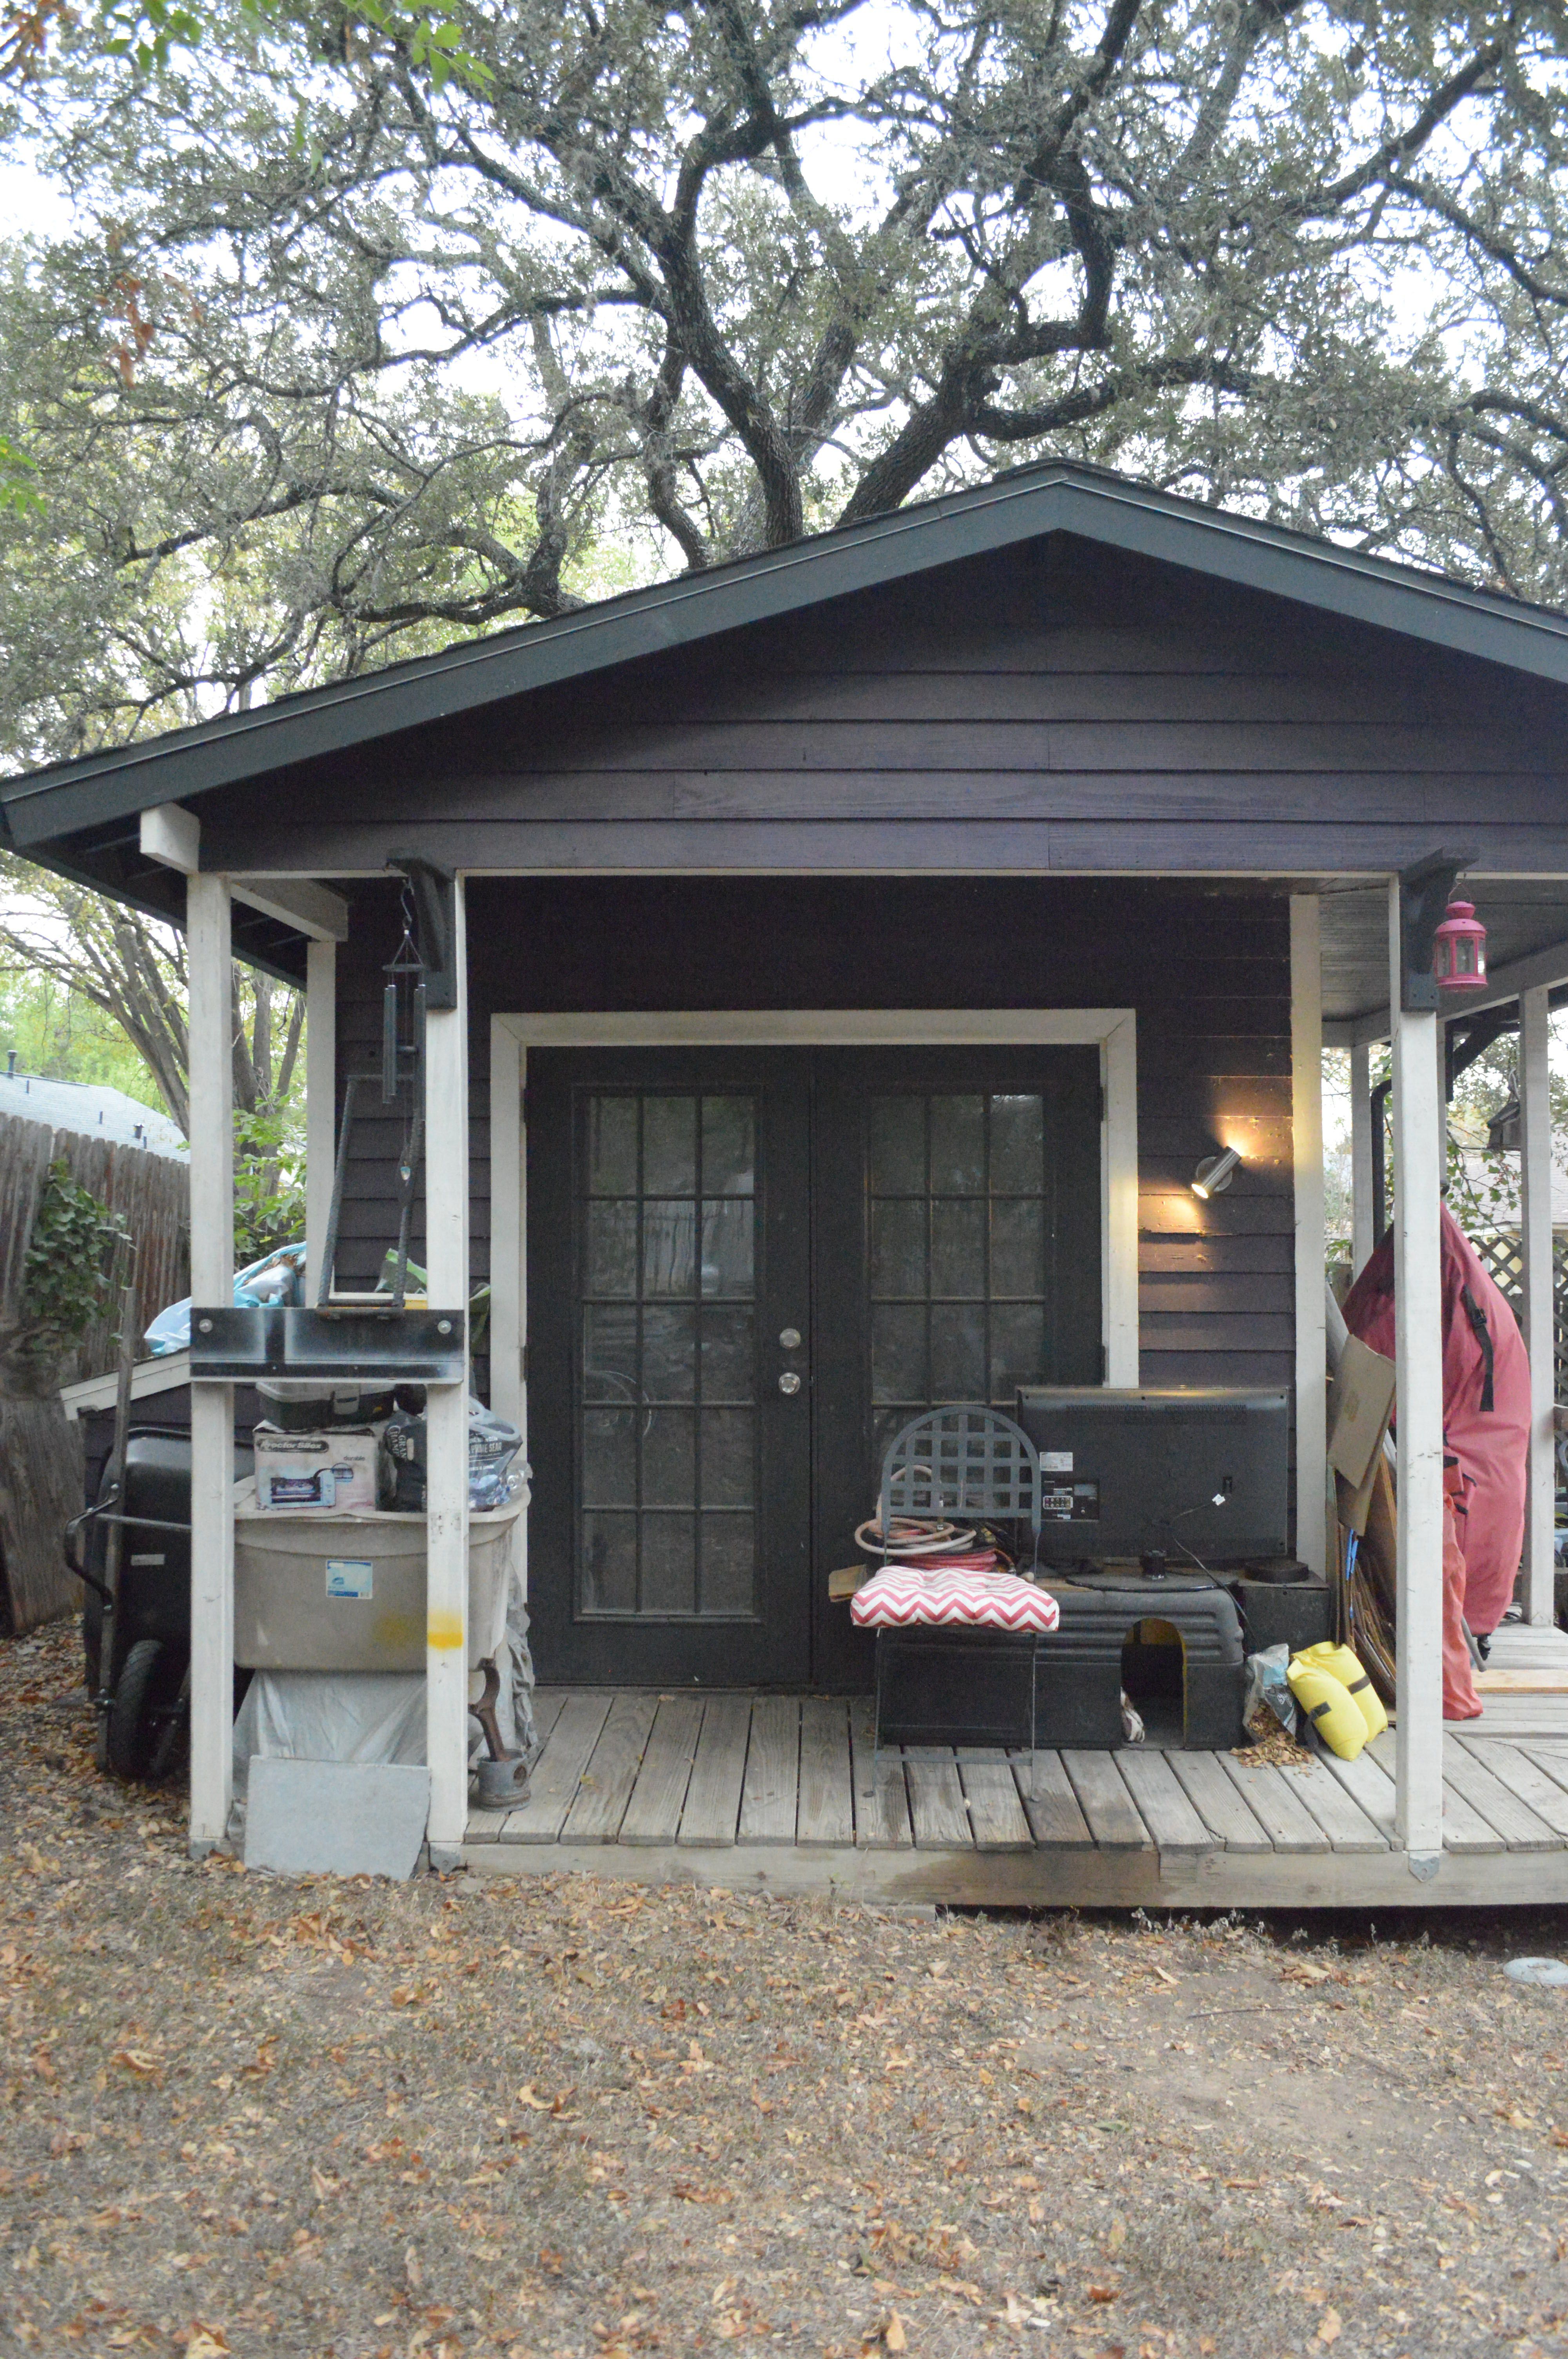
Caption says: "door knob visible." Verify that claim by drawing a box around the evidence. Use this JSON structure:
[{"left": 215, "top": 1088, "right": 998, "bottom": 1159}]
[{"left": 778, "top": 1371, "right": 802, "bottom": 1396}]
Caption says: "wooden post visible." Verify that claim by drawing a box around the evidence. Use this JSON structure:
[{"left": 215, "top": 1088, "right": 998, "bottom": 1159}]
[
  {"left": 1520, "top": 983, "right": 1556, "bottom": 1626},
  {"left": 425, "top": 881, "right": 470, "bottom": 1868},
  {"left": 1389, "top": 877, "right": 1445, "bottom": 1872},
  {"left": 187, "top": 873, "right": 235, "bottom": 1857},
  {"left": 1350, "top": 1040, "right": 1376, "bottom": 1276},
  {"left": 305, "top": 939, "right": 336, "bottom": 1305},
  {"left": 1291, "top": 896, "right": 1327, "bottom": 1578}
]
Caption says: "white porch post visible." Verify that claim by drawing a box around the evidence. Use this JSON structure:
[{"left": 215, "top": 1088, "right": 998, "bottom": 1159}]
[
  {"left": 188, "top": 874, "right": 236, "bottom": 1855},
  {"left": 305, "top": 939, "right": 336, "bottom": 1304},
  {"left": 1520, "top": 983, "right": 1556, "bottom": 1626},
  {"left": 425, "top": 881, "right": 470, "bottom": 1867},
  {"left": 1291, "top": 896, "right": 1328, "bottom": 1577},
  {"left": 1350, "top": 1041, "right": 1375, "bottom": 1276},
  {"left": 1389, "top": 878, "right": 1445, "bottom": 1869}
]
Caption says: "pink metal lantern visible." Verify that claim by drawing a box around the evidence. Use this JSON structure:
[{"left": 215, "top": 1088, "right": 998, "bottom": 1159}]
[{"left": 1433, "top": 898, "right": 1487, "bottom": 992}]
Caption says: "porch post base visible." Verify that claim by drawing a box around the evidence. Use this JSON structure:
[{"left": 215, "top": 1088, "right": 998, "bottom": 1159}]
[
  {"left": 429, "top": 1843, "right": 464, "bottom": 1874},
  {"left": 1405, "top": 1851, "right": 1441, "bottom": 1883}
]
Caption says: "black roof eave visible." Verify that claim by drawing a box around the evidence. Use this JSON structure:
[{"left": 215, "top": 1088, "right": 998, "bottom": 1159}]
[{"left": 8, "top": 462, "right": 1568, "bottom": 853}]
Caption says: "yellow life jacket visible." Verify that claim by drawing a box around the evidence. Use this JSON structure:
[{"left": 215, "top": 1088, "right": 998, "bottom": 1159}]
[
  {"left": 1286, "top": 1656, "right": 1367, "bottom": 1761},
  {"left": 1294, "top": 1640, "right": 1389, "bottom": 1740}
]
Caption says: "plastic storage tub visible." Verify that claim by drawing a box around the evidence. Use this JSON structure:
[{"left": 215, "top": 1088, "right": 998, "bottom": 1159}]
[{"left": 232, "top": 1480, "right": 521, "bottom": 1671}]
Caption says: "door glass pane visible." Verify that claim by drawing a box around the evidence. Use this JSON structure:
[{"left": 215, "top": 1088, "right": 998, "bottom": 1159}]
[
  {"left": 586, "top": 1202, "right": 638, "bottom": 1297},
  {"left": 642, "top": 1305, "right": 697, "bottom": 1400},
  {"left": 702, "top": 1097, "right": 755, "bottom": 1194},
  {"left": 931, "top": 1199, "right": 985, "bottom": 1297},
  {"left": 701, "top": 1199, "right": 754, "bottom": 1297},
  {"left": 866, "top": 1090, "right": 1053, "bottom": 1441},
  {"left": 700, "top": 1307, "right": 753, "bottom": 1402},
  {"left": 643, "top": 1201, "right": 697, "bottom": 1296},
  {"left": 870, "top": 1199, "right": 925, "bottom": 1297},
  {"left": 929, "top": 1096, "right": 985, "bottom": 1193},
  {"left": 577, "top": 1092, "right": 757, "bottom": 1619},
  {"left": 644, "top": 1097, "right": 697, "bottom": 1195},
  {"left": 587, "top": 1096, "right": 638, "bottom": 1196}
]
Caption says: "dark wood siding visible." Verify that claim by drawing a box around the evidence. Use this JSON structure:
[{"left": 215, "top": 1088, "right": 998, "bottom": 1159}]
[
  {"left": 333, "top": 876, "right": 1294, "bottom": 1408},
  {"left": 201, "top": 533, "right": 1568, "bottom": 877}
]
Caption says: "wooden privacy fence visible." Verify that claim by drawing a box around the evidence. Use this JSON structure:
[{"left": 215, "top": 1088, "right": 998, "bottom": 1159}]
[{"left": 0, "top": 1109, "right": 189, "bottom": 1632}]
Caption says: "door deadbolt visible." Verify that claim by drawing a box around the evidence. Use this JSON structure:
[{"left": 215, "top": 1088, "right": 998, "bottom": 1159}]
[
  {"left": 779, "top": 1327, "right": 802, "bottom": 1350},
  {"left": 778, "top": 1370, "right": 802, "bottom": 1396}
]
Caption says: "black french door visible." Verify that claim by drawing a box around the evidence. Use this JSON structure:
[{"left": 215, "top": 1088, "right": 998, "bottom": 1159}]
[{"left": 526, "top": 1046, "right": 1102, "bottom": 1688}]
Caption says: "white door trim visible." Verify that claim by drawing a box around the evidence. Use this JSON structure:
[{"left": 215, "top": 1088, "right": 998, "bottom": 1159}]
[{"left": 487, "top": 1010, "right": 1140, "bottom": 1501}]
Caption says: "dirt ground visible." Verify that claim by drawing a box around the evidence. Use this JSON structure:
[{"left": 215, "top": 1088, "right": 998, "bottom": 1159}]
[{"left": 5, "top": 1616, "right": 1568, "bottom": 2359}]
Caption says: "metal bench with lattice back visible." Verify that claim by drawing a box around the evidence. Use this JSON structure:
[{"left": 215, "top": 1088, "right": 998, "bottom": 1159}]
[{"left": 862, "top": 1404, "right": 1048, "bottom": 1787}]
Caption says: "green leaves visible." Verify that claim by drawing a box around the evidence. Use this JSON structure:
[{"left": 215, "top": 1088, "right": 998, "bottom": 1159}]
[
  {"left": 20, "top": 1159, "right": 130, "bottom": 1361},
  {"left": 0, "top": 432, "right": 41, "bottom": 516},
  {"left": 2, "top": 0, "right": 491, "bottom": 89}
]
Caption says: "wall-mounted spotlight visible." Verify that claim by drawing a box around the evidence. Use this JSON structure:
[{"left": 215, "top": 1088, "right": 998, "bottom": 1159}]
[{"left": 1191, "top": 1146, "right": 1242, "bottom": 1200}]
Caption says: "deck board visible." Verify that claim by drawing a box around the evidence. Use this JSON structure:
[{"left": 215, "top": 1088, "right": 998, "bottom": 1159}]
[
  {"left": 1167, "top": 1750, "right": 1273, "bottom": 1852},
  {"left": 500, "top": 1692, "right": 613, "bottom": 1843},
  {"left": 465, "top": 1687, "right": 1568, "bottom": 1905},
  {"left": 906, "top": 1749, "right": 975, "bottom": 1848},
  {"left": 738, "top": 1696, "right": 801, "bottom": 1845},
  {"left": 1011, "top": 1749, "right": 1094, "bottom": 1847},
  {"left": 1115, "top": 1748, "right": 1213, "bottom": 1852},
  {"left": 797, "top": 1697, "right": 854, "bottom": 1846},
  {"left": 1318, "top": 1746, "right": 1397, "bottom": 1839},
  {"left": 958, "top": 1752, "right": 1034, "bottom": 1850},
  {"left": 848, "top": 1699, "right": 913, "bottom": 1849},
  {"left": 1365, "top": 1730, "right": 1506, "bottom": 1854},
  {"left": 1219, "top": 1756, "right": 1330, "bottom": 1853},
  {"left": 1457, "top": 1737, "right": 1568, "bottom": 1838},
  {"left": 679, "top": 1694, "right": 753, "bottom": 1846},
  {"left": 619, "top": 1696, "right": 704, "bottom": 1845},
  {"left": 1289, "top": 1756, "right": 1389, "bottom": 1852},
  {"left": 561, "top": 1692, "right": 659, "bottom": 1843},
  {"left": 1439, "top": 1739, "right": 1561, "bottom": 1851},
  {"left": 1062, "top": 1751, "right": 1150, "bottom": 1850}
]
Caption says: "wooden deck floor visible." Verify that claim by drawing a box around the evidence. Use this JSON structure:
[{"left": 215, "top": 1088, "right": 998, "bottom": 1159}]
[{"left": 463, "top": 1625, "right": 1568, "bottom": 1907}]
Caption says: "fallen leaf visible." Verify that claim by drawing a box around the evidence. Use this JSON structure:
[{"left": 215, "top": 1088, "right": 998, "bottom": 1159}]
[
  {"left": 1088, "top": 2283, "right": 1119, "bottom": 2303},
  {"left": 884, "top": 2314, "right": 908, "bottom": 2351},
  {"left": 517, "top": 2085, "right": 554, "bottom": 2110},
  {"left": 111, "top": 2048, "right": 163, "bottom": 2083},
  {"left": 1318, "top": 2310, "right": 1342, "bottom": 2345}
]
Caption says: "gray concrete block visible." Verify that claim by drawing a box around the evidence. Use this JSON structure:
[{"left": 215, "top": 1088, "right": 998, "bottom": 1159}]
[{"left": 245, "top": 1757, "right": 430, "bottom": 1879}]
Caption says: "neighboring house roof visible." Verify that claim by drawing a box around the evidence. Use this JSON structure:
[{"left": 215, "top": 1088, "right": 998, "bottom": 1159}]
[
  {"left": 5, "top": 458, "right": 1568, "bottom": 855},
  {"left": 0, "top": 1067, "right": 187, "bottom": 1158}
]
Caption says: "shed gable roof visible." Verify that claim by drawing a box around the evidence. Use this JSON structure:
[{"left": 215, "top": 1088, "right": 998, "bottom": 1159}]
[{"left": 7, "top": 458, "right": 1568, "bottom": 855}]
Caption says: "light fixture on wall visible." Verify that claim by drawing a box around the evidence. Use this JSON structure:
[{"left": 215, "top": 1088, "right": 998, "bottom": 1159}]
[{"left": 1191, "top": 1146, "right": 1242, "bottom": 1200}]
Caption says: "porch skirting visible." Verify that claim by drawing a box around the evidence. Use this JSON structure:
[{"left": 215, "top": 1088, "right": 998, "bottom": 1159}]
[{"left": 465, "top": 1636, "right": 1568, "bottom": 1908}]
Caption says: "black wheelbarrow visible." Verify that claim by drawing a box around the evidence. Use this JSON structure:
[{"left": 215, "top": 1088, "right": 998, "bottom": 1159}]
[{"left": 68, "top": 1430, "right": 253, "bottom": 1781}]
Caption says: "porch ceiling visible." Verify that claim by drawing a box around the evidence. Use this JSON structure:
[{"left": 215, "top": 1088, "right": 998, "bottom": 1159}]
[{"left": 1318, "top": 876, "right": 1568, "bottom": 1036}]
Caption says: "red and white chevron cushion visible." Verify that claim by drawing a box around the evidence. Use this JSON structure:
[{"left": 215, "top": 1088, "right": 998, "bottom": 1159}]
[{"left": 850, "top": 1564, "right": 1061, "bottom": 1633}]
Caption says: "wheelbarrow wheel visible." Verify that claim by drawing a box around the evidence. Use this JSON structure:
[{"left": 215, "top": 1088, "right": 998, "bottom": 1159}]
[{"left": 108, "top": 1639, "right": 184, "bottom": 1782}]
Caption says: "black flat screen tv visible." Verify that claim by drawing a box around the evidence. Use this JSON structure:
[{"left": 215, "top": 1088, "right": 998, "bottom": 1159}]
[{"left": 1015, "top": 1386, "right": 1290, "bottom": 1567}]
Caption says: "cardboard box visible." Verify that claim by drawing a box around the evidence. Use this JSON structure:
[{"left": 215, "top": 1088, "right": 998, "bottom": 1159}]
[
  {"left": 1329, "top": 1335, "right": 1396, "bottom": 1536},
  {"left": 252, "top": 1423, "right": 381, "bottom": 1513}
]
